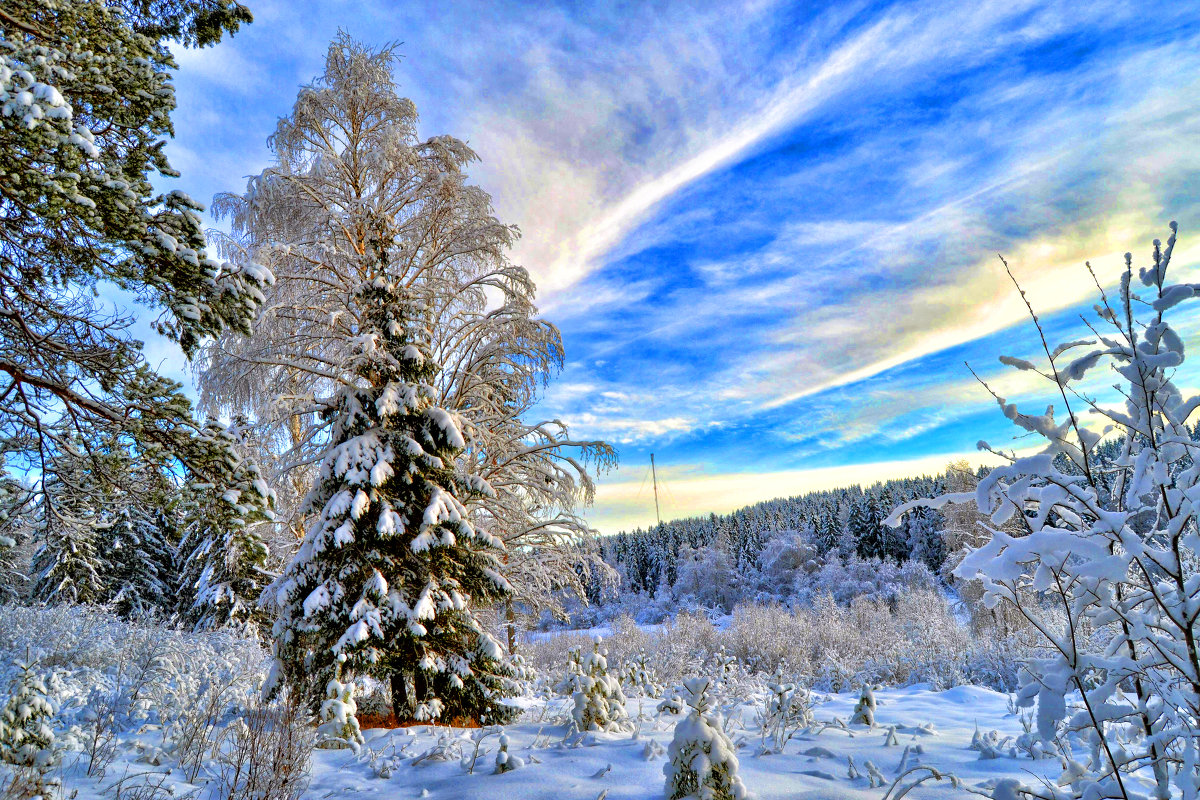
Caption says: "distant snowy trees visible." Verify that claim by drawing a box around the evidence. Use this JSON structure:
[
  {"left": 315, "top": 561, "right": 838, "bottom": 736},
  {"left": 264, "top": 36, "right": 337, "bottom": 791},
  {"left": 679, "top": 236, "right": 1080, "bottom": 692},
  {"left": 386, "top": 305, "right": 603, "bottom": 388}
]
[
  {"left": 592, "top": 476, "right": 949, "bottom": 622},
  {"left": 892, "top": 225, "right": 1200, "bottom": 799}
]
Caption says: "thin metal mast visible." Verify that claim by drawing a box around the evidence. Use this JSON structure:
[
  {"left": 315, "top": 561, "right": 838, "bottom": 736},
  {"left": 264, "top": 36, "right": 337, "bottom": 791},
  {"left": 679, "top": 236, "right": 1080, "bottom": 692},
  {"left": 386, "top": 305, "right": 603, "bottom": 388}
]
[{"left": 650, "top": 453, "right": 661, "bottom": 526}]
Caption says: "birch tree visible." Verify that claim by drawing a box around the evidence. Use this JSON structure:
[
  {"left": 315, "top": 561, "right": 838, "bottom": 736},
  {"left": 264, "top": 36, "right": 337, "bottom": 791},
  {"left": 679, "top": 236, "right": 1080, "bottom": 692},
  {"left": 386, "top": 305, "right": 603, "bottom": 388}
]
[{"left": 196, "top": 34, "right": 613, "bottom": 629}]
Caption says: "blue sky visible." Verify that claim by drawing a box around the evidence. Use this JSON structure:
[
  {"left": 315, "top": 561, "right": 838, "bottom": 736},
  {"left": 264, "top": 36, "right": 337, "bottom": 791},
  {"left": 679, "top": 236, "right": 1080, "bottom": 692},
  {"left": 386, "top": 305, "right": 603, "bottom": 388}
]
[{"left": 149, "top": 0, "right": 1200, "bottom": 533}]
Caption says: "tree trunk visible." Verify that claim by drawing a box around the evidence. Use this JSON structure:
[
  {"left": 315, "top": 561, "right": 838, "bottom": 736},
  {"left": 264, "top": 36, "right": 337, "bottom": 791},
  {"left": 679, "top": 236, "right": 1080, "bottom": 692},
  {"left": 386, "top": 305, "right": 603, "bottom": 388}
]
[
  {"left": 505, "top": 601, "right": 517, "bottom": 655},
  {"left": 390, "top": 672, "right": 411, "bottom": 721}
]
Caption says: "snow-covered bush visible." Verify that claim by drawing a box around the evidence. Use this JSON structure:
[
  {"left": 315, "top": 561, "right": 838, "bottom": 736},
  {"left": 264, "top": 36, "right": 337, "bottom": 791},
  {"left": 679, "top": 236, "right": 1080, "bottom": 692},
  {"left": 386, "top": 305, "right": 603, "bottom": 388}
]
[
  {"left": 665, "top": 677, "right": 749, "bottom": 800},
  {"left": 674, "top": 545, "right": 745, "bottom": 613},
  {"left": 624, "top": 649, "right": 663, "bottom": 698},
  {"left": 493, "top": 732, "right": 524, "bottom": 774},
  {"left": 524, "top": 592, "right": 1028, "bottom": 692},
  {"left": 791, "top": 555, "right": 937, "bottom": 607},
  {"left": 0, "top": 605, "right": 271, "bottom": 785},
  {"left": 891, "top": 223, "right": 1200, "bottom": 799},
  {"left": 849, "top": 685, "right": 876, "bottom": 727},
  {"left": 757, "top": 667, "right": 812, "bottom": 754}
]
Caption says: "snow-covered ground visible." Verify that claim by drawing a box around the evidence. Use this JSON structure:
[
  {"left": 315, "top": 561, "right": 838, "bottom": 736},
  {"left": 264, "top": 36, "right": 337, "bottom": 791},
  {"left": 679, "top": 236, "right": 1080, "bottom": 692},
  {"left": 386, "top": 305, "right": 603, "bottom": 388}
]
[
  {"left": 0, "top": 606, "right": 1069, "bottom": 800},
  {"left": 305, "top": 685, "right": 1055, "bottom": 800}
]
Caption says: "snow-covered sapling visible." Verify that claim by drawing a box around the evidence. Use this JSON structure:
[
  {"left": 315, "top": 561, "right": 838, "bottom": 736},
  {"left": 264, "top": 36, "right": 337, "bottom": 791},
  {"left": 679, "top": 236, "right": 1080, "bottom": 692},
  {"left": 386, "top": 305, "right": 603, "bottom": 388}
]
[
  {"left": 0, "top": 655, "right": 55, "bottom": 772},
  {"left": 316, "top": 675, "right": 365, "bottom": 753},
  {"left": 664, "top": 677, "right": 749, "bottom": 800},
  {"left": 757, "top": 667, "right": 813, "bottom": 755},
  {"left": 625, "top": 649, "right": 663, "bottom": 719},
  {"left": 849, "top": 686, "right": 875, "bottom": 727},
  {"left": 555, "top": 645, "right": 584, "bottom": 696},
  {"left": 658, "top": 693, "right": 685, "bottom": 716},
  {"left": 494, "top": 732, "right": 524, "bottom": 774},
  {"left": 569, "top": 637, "right": 629, "bottom": 733}
]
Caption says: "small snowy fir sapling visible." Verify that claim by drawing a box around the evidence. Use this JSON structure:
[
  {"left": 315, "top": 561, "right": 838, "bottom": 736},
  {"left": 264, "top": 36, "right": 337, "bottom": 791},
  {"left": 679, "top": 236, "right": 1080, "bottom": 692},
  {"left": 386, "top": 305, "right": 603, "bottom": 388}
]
[
  {"left": 0, "top": 656, "right": 56, "bottom": 772},
  {"left": 850, "top": 686, "right": 876, "bottom": 727},
  {"left": 494, "top": 732, "right": 524, "bottom": 774},
  {"left": 624, "top": 650, "right": 663, "bottom": 698},
  {"left": 555, "top": 645, "right": 584, "bottom": 696},
  {"left": 316, "top": 674, "right": 365, "bottom": 753},
  {"left": 658, "top": 692, "right": 686, "bottom": 716},
  {"left": 570, "top": 637, "right": 629, "bottom": 732},
  {"left": 665, "top": 677, "right": 749, "bottom": 800}
]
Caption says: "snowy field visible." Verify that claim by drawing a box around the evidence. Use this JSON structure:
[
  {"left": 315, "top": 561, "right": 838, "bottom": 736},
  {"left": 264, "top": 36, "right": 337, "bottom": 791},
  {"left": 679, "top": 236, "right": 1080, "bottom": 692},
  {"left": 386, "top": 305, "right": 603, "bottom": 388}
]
[
  {"left": 305, "top": 686, "right": 1055, "bottom": 800},
  {"left": 0, "top": 605, "right": 1081, "bottom": 800}
]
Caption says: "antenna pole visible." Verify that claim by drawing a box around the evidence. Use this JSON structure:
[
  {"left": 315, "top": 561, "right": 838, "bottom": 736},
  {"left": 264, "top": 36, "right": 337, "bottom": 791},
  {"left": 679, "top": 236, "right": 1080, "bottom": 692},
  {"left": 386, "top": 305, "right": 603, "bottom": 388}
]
[{"left": 651, "top": 453, "right": 661, "bottom": 526}]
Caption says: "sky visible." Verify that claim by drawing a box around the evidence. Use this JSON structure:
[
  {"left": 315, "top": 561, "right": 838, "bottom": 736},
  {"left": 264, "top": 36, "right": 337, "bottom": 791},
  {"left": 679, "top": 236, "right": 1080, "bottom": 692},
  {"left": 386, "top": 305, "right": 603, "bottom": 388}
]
[{"left": 147, "top": 0, "right": 1200, "bottom": 534}]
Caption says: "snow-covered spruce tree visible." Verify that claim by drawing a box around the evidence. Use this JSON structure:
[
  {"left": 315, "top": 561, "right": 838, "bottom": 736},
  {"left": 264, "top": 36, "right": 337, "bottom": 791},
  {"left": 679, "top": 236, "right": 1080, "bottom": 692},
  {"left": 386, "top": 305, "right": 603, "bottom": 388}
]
[
  {"left": 100, "top": 505, "right": 175, "bottom": 617},
  {"left": 176, "top": 421, "right": 275, "bottom": 632},
  {"left": 195, "top": 35, "right": 614, "bottom": 622},
  {"left": 315, "top": 661, "right": 364, "bottom": 753},
  {"left": 568, "top": 637, "right": 629, "bottom": 733},
  {"left": 266, "top": 278, "right": 515, "bottom": 724},
  {"left": 0, "top": 655, "right": 55, "bottom": 773},
  {"left": 888, "top": 223, "right": 1200, "bottom": 800},
  {"left": 0, "top": 478, "right": 34, "bottom": 602},
  {"left": 0, "top": 1, "right": 269, "bottom": 561},
  {"left": 665, "top": 677, "right": 749, "bottom": 800},
  {"left": 93, "top": 443, "right": 185, "bottom": 617},
  {"left": 29, "top": 442, "right": 110, "bottom": 605}
]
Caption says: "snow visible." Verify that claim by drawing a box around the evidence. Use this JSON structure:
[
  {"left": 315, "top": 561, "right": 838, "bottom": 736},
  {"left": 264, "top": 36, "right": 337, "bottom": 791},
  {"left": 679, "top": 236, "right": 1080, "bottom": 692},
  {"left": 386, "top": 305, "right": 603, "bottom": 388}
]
[
  {"left": 0, "top": 606, "right": 1139, "bottom": 800},
  {"left": 293, "top": 684, "right": 1062, "bottom": 800}
]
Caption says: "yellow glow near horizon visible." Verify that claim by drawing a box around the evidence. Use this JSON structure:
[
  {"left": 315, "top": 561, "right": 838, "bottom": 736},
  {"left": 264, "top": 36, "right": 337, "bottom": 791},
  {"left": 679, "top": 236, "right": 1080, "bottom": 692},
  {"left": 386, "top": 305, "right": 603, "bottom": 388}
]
[{"left": 584, "top": 449, "right": 1010, "bottom": 535}]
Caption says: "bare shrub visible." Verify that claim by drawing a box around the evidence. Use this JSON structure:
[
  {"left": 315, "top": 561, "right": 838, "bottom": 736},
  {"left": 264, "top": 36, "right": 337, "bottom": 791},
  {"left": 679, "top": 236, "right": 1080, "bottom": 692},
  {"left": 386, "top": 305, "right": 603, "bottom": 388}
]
[
  {"left": 81, "top": 628, "right": 170, "bottom": 778},
  {"left": 211, "top": 693, "right": 314, "bottom": 800},
  {"left": 524, "top": 592, "right": 1029, "bottom": 692}
]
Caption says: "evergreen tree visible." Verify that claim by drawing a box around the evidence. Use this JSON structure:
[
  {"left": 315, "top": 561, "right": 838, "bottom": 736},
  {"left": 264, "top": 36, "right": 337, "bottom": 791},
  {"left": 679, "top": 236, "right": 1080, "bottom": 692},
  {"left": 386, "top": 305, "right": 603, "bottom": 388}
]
[
  {"left": 177, "top": 422, "right": 275, "bottom": 632},
  {"left": 850, "top": 494, "right": 887, "bottom": 561},
  {"left": 0, "top": 478, "right": 33, "bottom": 601},
  {"left": 30, "top": 443, "right": 110, "bottom": 605},
  {"left": 100, "top": 505, "right": 175, "bottom": 617},
  {"left": 266, "top": 279, "right": 514, "bottom": 724},
  {"left": 664, "top": 677, "right": 748, "bottom": 800},
  {"left": 567, "top": 637, "right": 628, "bottom": 732},
  {"left": 1, "top": 0, "right": 269, "bottom": 559},
  {"left": 813, "top": 510, "right": 839, "bottom": 555},
  {"left": 0, "top": 655, "right": 55, "bottom": 773},
  {"left": 904, "top": 508, "right": 945, "bottom": 573}
]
